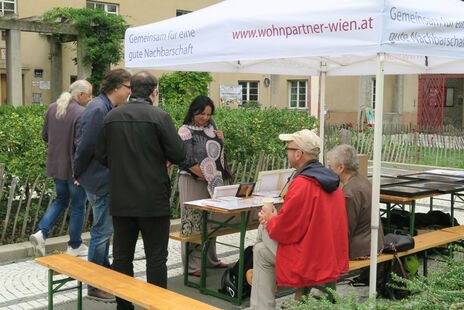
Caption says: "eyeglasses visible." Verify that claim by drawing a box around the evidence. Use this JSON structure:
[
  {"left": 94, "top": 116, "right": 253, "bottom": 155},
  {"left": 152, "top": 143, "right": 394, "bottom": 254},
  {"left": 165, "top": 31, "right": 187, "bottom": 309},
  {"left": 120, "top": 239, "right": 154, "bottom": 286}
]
[
  {"left": 285, "top": 147, "right": 301, "bottom": 153},
  {"left": 119, "top": 83, "right": 131, "bottom": 89}
]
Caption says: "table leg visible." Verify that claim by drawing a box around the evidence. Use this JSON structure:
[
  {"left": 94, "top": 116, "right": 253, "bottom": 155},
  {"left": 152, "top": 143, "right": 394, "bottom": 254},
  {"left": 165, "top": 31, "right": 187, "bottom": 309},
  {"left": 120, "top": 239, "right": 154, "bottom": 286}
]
[
  {"left": 451, "top": 193, "right": 455, "bottom": 226},
  {"left": 77, "top": 281, "right": 82, "bottom": 310},
  {"left": 423, "top": 250, "right": 428, "bottom": 277},
  {"left": 235, "top": 211, "right": 247, "bottom": 305},
  {"left": 429, "top": 197, "right": 433, "bottom": 211},
  {"left": 48, "top": 269, "right": 53, "bottom": 310},
  {"left": 409, "top": 200, "right": 416, "bottom": 236},
  {"left": 386, "top": 203, "right": 391, "bottom": 233},
  {"left": 200, "top": 210, "right": 209, "bottom": 290}
]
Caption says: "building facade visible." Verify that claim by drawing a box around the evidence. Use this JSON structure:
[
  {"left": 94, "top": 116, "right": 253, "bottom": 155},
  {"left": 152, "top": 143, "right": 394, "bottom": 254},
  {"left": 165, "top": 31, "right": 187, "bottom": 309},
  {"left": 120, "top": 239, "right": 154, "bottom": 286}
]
[{"left": 1, "top": 0, "right": 463, "bottom": 128}]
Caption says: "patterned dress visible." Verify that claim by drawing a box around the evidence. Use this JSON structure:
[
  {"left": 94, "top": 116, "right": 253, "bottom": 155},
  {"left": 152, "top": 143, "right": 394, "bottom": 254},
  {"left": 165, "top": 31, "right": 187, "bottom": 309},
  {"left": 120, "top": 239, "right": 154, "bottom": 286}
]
[{"left": 178, "top": 121, "right": 227, "bottom": 236}]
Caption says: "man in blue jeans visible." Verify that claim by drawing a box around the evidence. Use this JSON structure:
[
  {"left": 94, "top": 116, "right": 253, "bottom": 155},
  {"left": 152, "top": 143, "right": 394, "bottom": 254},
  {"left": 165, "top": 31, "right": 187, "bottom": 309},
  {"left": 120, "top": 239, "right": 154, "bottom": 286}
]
[
  {"left": 30, "top": 80, "right": 93, "bottom": 257},
  {"left": 74, "top": 69, "right": 132, "bottom": 301}
]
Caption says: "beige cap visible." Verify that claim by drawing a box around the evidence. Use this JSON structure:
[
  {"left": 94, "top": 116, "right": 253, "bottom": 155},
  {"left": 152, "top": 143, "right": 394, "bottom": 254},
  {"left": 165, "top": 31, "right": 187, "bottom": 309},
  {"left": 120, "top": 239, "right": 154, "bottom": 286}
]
[{"left": 279, "top": 129, "right": 321, "bottom": 154}]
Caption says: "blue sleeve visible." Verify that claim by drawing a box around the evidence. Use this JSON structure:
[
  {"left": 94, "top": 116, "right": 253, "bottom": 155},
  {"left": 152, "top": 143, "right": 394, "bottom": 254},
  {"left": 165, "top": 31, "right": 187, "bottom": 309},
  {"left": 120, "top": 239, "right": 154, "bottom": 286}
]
[{"left": 73, "top": 105, "right": 105, "bottom": 178}]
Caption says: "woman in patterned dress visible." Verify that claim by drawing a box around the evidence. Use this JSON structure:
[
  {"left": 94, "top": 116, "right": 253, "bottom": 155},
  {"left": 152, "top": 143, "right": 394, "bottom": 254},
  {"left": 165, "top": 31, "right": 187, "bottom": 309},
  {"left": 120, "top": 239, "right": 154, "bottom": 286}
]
[{"left": 178, "top": 95, "right": 231, "bottom": 276}]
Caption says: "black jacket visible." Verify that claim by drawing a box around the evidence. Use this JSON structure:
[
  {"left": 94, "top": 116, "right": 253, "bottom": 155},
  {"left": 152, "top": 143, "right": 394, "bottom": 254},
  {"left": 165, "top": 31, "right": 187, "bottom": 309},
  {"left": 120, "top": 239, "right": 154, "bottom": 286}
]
[{"left": 96, "top": 97, "right": 185, "bottom": 217}]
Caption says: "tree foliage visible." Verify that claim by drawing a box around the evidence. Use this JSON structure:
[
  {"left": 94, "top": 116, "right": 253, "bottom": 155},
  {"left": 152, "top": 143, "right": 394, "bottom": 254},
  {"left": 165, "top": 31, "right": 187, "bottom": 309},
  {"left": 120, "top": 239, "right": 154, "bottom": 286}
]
[
  {"left": 159, "top": 71, "right": 213, "bottom": 105},
  {"left": 42, "top": 8, "right": 128, "bottom": 95}
]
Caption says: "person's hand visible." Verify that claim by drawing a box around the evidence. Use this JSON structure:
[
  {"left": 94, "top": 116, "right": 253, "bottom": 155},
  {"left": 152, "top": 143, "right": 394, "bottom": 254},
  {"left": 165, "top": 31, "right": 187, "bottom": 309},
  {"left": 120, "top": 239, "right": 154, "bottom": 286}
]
[
  {"left": 166, "top": 160, "right": 172, "bottom": 168},
  {"left": 74, "top": 180, "right": 80, "bottom": 186},
  {"left": 258, "top": 205, "right": 277, "bottom": 228},
  {"left": 214, "top": 130, "right": 224, "bottom": 141}
]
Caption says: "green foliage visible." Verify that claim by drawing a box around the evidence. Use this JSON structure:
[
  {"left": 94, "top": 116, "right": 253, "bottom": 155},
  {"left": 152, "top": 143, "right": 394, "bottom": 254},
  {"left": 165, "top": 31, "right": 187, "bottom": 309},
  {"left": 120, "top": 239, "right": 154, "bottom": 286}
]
[
  {"left": 0, "top": 105, "right": 47, "bottom": 180},
  {"left": 42, "top": 8, "right": 128, "bottom": 95},
  {"left": 159, "top": 72, "right": 213, "bottom": 105},
  {"left": 285, "top": 245, "right": 464, "bottom": 309},
  {"left": 216, "top": 108, "right": 318, "bottom": 161},
  {"left": 241, "top": 101, "right": 261, "bottom": 109},
  {"left": 159, "top": 104, "right": 318, "bottom": 162}
]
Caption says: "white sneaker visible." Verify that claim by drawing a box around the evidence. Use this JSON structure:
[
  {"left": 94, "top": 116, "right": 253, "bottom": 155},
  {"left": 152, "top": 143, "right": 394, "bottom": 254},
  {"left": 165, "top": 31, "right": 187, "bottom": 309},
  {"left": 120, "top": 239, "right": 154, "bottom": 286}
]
[
  {"left": 65, "top": 243, "right": 88, "bottom": 257},
  {"left": 30, "top": 230, "right": 46, "bottom": 257}
]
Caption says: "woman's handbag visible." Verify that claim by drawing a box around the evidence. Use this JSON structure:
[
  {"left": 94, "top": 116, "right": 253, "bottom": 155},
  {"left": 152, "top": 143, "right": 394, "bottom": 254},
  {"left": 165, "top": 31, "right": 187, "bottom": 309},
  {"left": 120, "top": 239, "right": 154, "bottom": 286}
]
[{"left": 383, "top": 232, "right": 415, "bottom": 254}]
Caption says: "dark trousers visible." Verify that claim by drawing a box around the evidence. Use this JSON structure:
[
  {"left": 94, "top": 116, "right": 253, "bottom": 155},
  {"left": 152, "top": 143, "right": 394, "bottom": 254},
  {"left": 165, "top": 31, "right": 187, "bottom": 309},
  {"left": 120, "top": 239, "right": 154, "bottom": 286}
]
[{"left": 111, "top": 215, "right": 170, "bottom": 310}]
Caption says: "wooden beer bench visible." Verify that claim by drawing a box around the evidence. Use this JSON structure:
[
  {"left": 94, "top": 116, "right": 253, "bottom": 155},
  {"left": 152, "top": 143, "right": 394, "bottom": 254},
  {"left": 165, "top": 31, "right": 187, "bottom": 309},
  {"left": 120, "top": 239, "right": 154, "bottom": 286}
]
[
  {"left": 35, "top": 254, "right": 219, "bottom": 310},
  {"left": 305, "top": 226, "right": 464, "bottom": 301}
]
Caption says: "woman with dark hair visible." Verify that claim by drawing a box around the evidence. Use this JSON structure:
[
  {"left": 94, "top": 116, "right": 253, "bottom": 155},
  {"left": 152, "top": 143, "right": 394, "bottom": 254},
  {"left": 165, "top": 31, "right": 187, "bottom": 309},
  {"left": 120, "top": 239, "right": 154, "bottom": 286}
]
[{"left": 178, "top": 95, "right": 231, "bottom": 276}]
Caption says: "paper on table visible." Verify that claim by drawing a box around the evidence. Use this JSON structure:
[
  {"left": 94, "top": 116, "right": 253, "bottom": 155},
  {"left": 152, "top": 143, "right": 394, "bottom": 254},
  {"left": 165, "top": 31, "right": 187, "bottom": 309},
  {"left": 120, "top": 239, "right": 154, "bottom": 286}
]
[
  {"left": 426, "top": 169, "right": 464, "bottom": 177},
  {"left": 253, "top": 190, "right": 281, "bottom": 198},
  {"left": 185, "top": 196, "right": 284, "bottom": 211}
]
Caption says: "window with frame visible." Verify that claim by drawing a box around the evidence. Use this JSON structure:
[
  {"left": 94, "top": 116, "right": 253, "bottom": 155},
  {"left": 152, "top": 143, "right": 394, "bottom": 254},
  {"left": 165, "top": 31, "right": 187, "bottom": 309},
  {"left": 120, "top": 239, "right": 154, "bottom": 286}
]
[
  {"left": 238, "top": 81, "right": 259, "bottom": 103},
  {"left": 86, "top": 1, "right": 118, "bottom": 15},
  {"left": 0, "top": 0, "right": 16, "bottom": 16},
  {"left": 288, "top": 80, "right": 308, "bottom": 109}
]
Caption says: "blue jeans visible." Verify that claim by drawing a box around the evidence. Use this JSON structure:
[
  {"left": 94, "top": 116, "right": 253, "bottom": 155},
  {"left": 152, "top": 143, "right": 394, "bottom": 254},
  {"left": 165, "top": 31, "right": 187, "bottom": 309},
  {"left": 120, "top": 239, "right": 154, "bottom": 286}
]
[
  {"left": 37, "top": 178, "right": 86, "bottom": 249},
  {"left": 86, "top": 192, "right": 113, "bottom": 291}
]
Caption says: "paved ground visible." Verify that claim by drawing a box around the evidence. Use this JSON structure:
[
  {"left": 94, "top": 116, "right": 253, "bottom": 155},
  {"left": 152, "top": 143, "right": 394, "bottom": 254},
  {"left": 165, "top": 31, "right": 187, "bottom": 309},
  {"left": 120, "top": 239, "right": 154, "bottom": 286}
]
[{"left": 1, "top": 164, "right": 463, "bottom": 309}]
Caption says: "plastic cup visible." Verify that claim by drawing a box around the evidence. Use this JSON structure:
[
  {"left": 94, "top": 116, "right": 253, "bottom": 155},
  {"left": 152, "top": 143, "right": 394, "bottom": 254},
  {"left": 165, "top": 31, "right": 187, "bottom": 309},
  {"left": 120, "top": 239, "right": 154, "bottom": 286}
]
[{"left": 262, "top": 197, "right": 274, "bottom": 212}]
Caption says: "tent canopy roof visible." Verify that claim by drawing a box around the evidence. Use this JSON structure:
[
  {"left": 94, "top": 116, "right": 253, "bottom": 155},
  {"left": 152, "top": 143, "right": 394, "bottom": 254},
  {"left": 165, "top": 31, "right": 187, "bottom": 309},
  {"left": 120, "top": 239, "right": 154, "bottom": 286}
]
[{"left": 125, "top": 0, "right": 464, "bottom": 75}]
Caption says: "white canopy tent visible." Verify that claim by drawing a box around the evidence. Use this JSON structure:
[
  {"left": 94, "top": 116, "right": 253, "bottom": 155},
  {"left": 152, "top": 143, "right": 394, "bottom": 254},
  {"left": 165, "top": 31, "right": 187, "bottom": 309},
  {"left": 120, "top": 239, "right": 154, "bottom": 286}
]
[{"left": 125, "top": 0, "right": 464, "bottom": 297}]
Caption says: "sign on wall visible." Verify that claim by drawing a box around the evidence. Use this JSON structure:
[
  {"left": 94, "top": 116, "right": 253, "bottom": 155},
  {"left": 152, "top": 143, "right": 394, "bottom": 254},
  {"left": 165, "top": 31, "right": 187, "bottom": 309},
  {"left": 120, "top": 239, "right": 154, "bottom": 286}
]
[{"left": 220, "top": 84, "right": 242, "bottom": 107}]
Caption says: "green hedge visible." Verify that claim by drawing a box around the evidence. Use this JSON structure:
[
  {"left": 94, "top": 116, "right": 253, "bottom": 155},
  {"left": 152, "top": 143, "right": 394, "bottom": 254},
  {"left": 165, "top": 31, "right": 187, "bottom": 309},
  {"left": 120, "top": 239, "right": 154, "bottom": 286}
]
[
  {"left": 0, "top": 105, "right": 48, "bottom": 181},
  {"left": 160, "top": 103, "right": 318, "bottom": 162},
  {"left": 0, "top": 104, "right": 316, "bottom": 180}
]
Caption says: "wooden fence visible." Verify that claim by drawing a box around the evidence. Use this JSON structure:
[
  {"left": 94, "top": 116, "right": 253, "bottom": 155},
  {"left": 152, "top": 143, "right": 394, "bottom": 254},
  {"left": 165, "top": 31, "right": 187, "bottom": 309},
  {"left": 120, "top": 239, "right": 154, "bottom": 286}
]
[
  {"left": 1, "top": 125, "right": 464, "bottom": 243},
  {"left": 0, "top": 152, "right": 290, "bottom": 244},
  {"left": 324, "top": 124, "right": 464, "bottom": 169}
]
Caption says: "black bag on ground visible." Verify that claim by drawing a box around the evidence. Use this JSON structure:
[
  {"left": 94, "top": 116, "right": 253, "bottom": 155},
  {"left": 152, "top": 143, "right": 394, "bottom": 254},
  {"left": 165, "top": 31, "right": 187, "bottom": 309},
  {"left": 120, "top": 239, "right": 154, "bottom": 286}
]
[
  {"left": 379, "top": 233, "right": 418, "bottom": 300},
  {"left": 379, "top": 254, "right": 419, "bottom": 300},
  {"left": 383, "top": 233, "right": 415, "bottom": 253},
  {"left": 219, "top": 245, "right": 253, "bottom": 298}
]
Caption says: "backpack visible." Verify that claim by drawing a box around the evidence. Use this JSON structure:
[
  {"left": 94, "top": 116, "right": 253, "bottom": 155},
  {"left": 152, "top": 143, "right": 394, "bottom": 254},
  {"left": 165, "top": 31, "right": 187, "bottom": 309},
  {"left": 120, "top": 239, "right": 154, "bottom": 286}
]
[{"left": 219, "top": 245, "right": 253, "bottom": 298}]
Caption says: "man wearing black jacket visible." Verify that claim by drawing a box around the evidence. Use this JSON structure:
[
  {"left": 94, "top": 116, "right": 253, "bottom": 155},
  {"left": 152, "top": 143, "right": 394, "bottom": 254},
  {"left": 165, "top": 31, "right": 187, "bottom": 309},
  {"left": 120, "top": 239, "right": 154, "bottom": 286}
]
[{"left": 96, "top": 71, "right": 185, "bottom": 310}]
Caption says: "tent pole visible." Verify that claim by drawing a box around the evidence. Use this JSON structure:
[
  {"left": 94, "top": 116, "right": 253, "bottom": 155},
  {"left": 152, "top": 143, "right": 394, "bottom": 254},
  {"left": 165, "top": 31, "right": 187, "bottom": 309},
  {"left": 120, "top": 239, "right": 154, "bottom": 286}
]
[
  {"left": 369, "top": 52, "right": 384, "bottom": 298},
  {"left": 319, "top": 71, "right": 326, "bottom": 164}
]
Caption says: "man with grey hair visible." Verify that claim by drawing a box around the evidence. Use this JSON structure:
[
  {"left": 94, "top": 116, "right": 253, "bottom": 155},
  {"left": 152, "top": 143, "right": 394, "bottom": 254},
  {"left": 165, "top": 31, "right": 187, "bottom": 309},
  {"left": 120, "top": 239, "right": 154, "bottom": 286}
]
[
  {"left": 250, "top": 129, "right": 349, "bottom": 309},
  {"left": 328, "top": 144, "right": 385, "bottom": 284},
  {"left": 96, "top": 71, "right": 185, "bottom": 310},
  {"left": 30, "top": 80, "right": 92, "bottom": 258}
]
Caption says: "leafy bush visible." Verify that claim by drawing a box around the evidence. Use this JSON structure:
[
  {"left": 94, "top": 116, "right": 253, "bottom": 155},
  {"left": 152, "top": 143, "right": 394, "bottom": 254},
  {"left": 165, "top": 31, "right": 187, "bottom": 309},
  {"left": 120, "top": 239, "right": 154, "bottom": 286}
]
[
  {"left": 241, "top": 101, "right": 261, "bottom": 109},
  {"left": 42, "top": 8, "right": 128, "bottom": 96},
  {"left": 159, "top": 104, "right": 318, "bottom": 161},
  {"left": 0, "top": 105, "right": 47, "bottom": 180},
  {"left": 159, "top": 72, "right": 213, "bottom": 106},
  {"left": 0, "top": 104, "right": 316, "bottom": 178},
  {"left": 285, "top": 245, "right": 464, "bottom": 309}
]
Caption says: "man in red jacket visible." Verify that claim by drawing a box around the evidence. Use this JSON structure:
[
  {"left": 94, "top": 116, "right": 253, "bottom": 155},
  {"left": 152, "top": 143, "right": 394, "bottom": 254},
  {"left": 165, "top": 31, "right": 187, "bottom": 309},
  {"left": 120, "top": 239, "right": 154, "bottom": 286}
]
[{"left": 250, "top": 129, "right": 349, "bottom": 309}]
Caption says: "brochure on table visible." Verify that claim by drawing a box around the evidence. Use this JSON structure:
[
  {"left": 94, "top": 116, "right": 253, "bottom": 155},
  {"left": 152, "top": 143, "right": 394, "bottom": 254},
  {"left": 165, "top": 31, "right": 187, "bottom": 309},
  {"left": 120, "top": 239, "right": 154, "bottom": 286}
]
[{"left": 185, "top": 196, "right": 283, "bottom": 211}]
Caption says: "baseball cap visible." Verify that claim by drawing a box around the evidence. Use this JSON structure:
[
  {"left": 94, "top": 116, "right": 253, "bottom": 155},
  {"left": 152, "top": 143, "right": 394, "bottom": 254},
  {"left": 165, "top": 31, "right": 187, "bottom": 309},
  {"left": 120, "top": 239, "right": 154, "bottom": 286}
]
[{"left": 279, "top": 129, "right": 321, "bottom": 154}]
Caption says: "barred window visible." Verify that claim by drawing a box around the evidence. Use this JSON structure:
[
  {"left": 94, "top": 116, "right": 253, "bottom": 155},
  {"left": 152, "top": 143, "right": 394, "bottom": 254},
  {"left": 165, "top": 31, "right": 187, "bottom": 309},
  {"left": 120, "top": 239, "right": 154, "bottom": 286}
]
[
  {"left": 0, "top": 0, "right": 16, "bottom": 16},
  {"left": 238, "top": 81, "right": 259, "bottom": 103},
  {"left": 86, "top": 1, "right": 118, "bottom": 15}
]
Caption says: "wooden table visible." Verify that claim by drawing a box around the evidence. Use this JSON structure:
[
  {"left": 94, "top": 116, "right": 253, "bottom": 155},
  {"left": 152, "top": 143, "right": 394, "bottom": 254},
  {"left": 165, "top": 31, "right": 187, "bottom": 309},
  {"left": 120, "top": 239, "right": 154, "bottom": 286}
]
[
  {"left": 380, "top": 190, "right": 463, "bottom": 236},
  {"left": 183, "top": 199, "right": 265, "bottom": 305}
]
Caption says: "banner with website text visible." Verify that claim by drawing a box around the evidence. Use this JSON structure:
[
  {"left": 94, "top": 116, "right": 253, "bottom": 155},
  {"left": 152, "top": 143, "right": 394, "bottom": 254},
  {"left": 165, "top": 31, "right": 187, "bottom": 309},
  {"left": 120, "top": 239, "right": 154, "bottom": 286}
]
[
  {"left": 124, "top": 0, "right": 382, "bottom": 72},
  {"left": 125, "top": 0, "right": 464, "bottom": 74}
]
